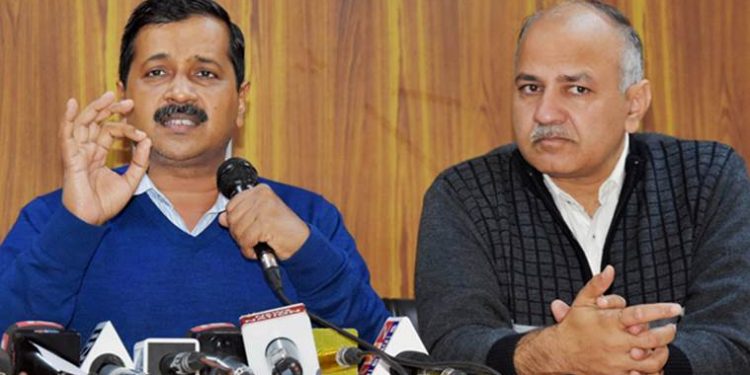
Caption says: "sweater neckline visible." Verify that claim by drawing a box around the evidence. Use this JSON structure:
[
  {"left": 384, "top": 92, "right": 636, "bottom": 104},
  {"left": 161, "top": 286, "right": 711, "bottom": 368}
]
[{"left": 129, "top": 194, "right": 228, "bottom": 247}]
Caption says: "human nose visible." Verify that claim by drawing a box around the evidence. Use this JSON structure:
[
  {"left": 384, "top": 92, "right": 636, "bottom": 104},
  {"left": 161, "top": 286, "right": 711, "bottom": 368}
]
[
  {"left": 533, "top": 90, "right": 567, "bottom": 126},
  {"left": 163, "top": 74, "right": 197, "bottom": 103}
]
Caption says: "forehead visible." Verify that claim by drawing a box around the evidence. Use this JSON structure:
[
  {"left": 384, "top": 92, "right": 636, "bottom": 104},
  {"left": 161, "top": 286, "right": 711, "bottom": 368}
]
[
  {"left": 131, "top": 15, "right": 231, "bottom": 63},
  {"left": 516, "top": 7, "right": 622, "bottom": 80}
]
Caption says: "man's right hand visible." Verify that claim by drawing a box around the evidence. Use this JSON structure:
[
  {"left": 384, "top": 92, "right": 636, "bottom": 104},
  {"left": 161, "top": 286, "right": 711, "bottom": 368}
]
[
  {"left": 60, "top": 92, "right": 151, "bottom": 225},
  {"left": 514, "top": 266, "right": 682, "bottom": 375}
]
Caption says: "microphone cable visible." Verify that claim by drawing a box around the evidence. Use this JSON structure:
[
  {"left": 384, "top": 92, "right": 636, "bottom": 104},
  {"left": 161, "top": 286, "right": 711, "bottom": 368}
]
[{"left": 272, "top": 284, "right": 500, "bottom": 375}]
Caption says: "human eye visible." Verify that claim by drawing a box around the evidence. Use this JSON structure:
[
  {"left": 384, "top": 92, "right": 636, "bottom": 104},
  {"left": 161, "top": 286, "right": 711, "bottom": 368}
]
[
  {"left": 568, "top": 85, "right": 591, "bottom": 95},
  {"left": 518, "top": 84, "right": 541, "bottom": 95},
  {"left": 145, "top": 68, "right": 167, "bottom": 78},
  {"left": 196, "top": 70, "right": 218, "bottom": 79}
]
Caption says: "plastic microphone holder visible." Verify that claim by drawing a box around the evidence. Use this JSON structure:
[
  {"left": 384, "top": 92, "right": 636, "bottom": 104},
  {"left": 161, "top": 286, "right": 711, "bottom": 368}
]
[
  {"left": 4, "top": 324, "right": 80, "bottom": 375},
  {"left": 188, "top": 324, "right": 247, "bottom": 374}
]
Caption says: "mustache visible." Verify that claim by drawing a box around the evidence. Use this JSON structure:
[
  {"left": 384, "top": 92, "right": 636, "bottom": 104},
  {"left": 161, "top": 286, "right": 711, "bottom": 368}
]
[
  {"left": 153, "top": 103, "right": 208, "bottom": 124},
  {"left": 530, "top": 125, "right": 572, "bottom": 143}
]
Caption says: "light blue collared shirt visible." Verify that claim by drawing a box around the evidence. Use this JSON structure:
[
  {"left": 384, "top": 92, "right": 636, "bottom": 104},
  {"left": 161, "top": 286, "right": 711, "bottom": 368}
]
[{"left": 134, "top": 174, "right": 228, "bottom": 236}]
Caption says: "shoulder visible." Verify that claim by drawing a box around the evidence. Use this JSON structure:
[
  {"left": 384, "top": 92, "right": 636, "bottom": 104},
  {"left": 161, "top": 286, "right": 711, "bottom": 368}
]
[
  {"left": 430, "top": 143, "right": 519, "bottom": 196},
  {"left": 633, "top": 132, "right": 737, "bottom": 164},
  {"left": 258, "top": 177, "right": 340, "bottom": 222},
  {"left": 632, "top": 133, "right": 742, "bottom": 178}
]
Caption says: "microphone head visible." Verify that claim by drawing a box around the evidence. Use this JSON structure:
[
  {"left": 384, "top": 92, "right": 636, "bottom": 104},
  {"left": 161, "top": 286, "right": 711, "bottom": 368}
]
[{"left": 217, "top": 157, "right": 259, "bottom": 199}]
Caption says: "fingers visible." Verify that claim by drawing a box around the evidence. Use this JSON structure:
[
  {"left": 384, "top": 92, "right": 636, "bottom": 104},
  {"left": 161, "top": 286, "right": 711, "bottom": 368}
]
[
  {"left": 572, "top": 265, "right": 615, "bottom": 306},
  {"left": 597, "top": 294, "right": 627, "bottom": 309},
  {"left": 620, "top": 303, "right": 683, "bottom": 327},
  {"left": 218, "top": 212, "right": 229, "bottom": 227},
  {"left": 94, "top": 121, "right": 148, "bottom": 148},
  {"left": 122, "top": 137, "right": 151, "bottom": 191},
  {"left": 550, "top": 299, "right": 570, "bottom": 322},
  {"left": 630, "top": 324, "right": 677, "bottom": 350},
  {"left": 628, "top": 346, "right": 669, "bottom": 374},
  {"left": 74, "top": 91, "right": 117, "bottom": 127}
]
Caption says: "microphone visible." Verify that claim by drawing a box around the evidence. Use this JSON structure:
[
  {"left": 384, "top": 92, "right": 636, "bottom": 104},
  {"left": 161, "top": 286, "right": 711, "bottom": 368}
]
[
  {"left": 2, "top": 321, "right": 82, "bottom": 375},
  {"left": 217, "top": 157, "right": 283, "bottom": 293},
  {"left": 264, "top": 338, "right": 302, "bottom": 375},
  {"left": 240, "top": 304, "right": 321, "bottom": 375},
  {"left": 133, "top": 338, "right": 199, "bottom": 375},
  {"left": 317, "top": 346, "right": 362, "bottom": 371},
  {"left": 79, "top": 321, "right": 139, "bottom": 375},
  {"left": 159, "top": 351, "right": 204, "bottom": 375},
  {"left": 360, "top": 317, "right": 427, "bottom": 375},
  {"left": 187, "top": 323, "right": 254, "bottom": 375}
]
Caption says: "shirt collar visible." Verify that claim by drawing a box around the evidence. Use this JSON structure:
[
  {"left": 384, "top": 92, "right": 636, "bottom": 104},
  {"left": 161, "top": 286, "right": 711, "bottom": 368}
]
[
  {"left": 134, "top": 173, "right": 229, "bottom": 214},
  {"left": 543, "top": 134, "right": 629, "bottom": 206}
]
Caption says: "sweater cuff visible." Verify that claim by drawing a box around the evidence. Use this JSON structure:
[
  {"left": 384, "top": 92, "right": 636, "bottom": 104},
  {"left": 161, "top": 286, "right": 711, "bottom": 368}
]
[
  {"left": 37, "top": 206, "right": 108, "bottom": 269},
  {"left": 664, "top": 344, "right": 692, "bottom": 375},
  {"left": 281, "top": 224, "right": 345, "bottom": 293},
  {"left": 486, "top": 333, "right": 526, "bottom": 375}
]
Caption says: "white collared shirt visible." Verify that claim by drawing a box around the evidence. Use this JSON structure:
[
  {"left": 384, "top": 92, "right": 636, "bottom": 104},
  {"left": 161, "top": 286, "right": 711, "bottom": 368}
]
[
  {"left": 542, "top": 135, "right": 629, "bottom": 275},
  {"left": 134, "top": 174, "right": 228, "bottom": 236}
]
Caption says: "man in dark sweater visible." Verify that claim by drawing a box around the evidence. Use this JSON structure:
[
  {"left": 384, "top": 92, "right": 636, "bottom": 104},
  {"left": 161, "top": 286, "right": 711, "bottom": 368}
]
[
  {"left": 416, "top": 1, "right": 750, "bottom": 375},
  {"left": 0, "top": 0, "right": 388, "bottom": 350}
]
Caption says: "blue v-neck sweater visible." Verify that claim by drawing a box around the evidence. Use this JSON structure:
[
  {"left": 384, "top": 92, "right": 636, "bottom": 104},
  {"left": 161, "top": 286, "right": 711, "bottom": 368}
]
[{"left": 0, "top": 178, "right": 389, "bottom": 349}]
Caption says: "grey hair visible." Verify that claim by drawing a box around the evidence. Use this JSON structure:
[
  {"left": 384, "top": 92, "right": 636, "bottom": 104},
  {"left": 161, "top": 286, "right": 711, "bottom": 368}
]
[{"left": 516, "top": 0, "right": 644, "bottom": 92}]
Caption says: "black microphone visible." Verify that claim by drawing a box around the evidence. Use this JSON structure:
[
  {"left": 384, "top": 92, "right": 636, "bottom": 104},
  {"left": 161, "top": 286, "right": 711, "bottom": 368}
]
[
  {"left": 187, "top": 323, "right": 254, "bottom": 375},
  {"left": 159, "top": 351, "right": 205, "bottom": 375},
  {"left": 92, "top": 355, "right": 144, "bottom": 375},
  {"left": 264, "top": 338, "right": 302, "bottom": 375},
  {"left": 217, "top": 157, "right": 283, "bottom": 293},
  {"left": 2, "top": 321, "right": 81, "bottom": 375}
]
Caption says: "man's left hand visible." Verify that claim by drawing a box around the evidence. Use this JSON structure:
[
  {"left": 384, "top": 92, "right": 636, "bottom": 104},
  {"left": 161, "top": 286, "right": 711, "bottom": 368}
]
[{"left": 218, "top": 184, "right": 310, "bottom": 260}]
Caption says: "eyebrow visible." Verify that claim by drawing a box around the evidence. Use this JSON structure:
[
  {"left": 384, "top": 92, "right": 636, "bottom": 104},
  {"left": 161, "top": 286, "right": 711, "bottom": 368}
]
[
  {"left": 144, "top": 52, "right": 169, "bottom": 64},
  {"left": 194, "top": 55, "right": 221, "bottom": 67},
  {"left": 514, "top": 72, "right": 593, "bottom": 84},
  {"left": 142, "top": 53, "right": 221, "bottom": 67},
  {"left": 560, "top": 73, "right": 592, "bottom": 83}
]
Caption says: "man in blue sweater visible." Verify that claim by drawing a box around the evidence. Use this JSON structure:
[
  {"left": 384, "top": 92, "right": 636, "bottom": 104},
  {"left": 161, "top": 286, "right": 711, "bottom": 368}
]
[{"left": 0, "top": 0, "right": 389, "bottom": 349}]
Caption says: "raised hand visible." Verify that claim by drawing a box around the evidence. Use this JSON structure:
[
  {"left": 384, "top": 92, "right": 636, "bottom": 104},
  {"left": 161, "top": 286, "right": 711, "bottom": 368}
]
[
  {"left": 60, "top": 92, "right": 152, "bottom": 225},
  {"left": 218, "top": 184, "right": 310, "bottom": 260}
]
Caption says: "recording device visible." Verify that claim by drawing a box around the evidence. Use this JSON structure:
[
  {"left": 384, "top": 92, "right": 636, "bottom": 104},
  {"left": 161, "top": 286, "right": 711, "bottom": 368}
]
[
  {"left": 317, "top": 347, "right": 362, "bottom": 373},
  {"left": 1, "top": 321, "right": 82, "bottom": 375},
  {"left": 133, "top": 338, "right": 199, "bottom": 375},
  {"left": 216, "top": 157, "right": 283, "bottom": 293},
  {"left": 240, "top": 304, "right": 320, "bottom": 375},
  {"left": 79, "top": 321, "right": 140, "bottom": 375},
  {"left": 359, "top": 317, "right": 427, "bottom": 375},
  {"left": 187, "top": 323, "right": 253, "bottom": 375},
  {"left": 313, "top": 328, "right": 360, "bottom": 375}
]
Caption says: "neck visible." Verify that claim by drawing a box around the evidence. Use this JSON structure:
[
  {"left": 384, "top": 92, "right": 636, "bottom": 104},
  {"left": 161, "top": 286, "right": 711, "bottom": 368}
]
[
  {"left": 148, "top": 161, "right": 222, "bottom": 231},
  {"left": 550, "top": 174, "right": 608, "bottom": 217}
]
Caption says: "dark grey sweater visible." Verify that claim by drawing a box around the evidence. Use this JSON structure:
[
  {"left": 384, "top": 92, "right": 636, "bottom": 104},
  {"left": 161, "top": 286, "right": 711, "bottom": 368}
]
[{"left": 416, "top": 133, "right": 750, "bottom": 375}]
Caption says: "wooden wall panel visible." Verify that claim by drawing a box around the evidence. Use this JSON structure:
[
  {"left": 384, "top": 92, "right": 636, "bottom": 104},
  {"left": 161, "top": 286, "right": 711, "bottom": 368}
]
[{"left": 1, "top": 0, "right": 748, "bottom": 298}]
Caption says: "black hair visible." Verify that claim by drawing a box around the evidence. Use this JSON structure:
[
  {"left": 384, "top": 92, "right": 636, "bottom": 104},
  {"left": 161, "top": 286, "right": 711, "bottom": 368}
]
[{"left": 118, "top": 0, "right": 245, "bottom": 90}]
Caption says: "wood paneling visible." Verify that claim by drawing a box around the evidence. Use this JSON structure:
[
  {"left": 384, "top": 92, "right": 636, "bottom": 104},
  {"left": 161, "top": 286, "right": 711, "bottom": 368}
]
[{"left": 1, "top": 0, "right": 748, "bottom": 297}]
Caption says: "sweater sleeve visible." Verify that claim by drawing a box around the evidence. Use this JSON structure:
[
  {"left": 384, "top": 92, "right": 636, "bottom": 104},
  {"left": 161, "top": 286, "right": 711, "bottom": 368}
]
[
  {"left": 0, "top": 195, "right": 107, "bottom": 331},
  {"left": 280, "top": 197, "right": 389, "bottom": 343},
  {"left": 415, "top": 176, "right": 521, "bottom": 367},
  {"left": 669, "top": 151, "right": 750, "bottom": 374}
]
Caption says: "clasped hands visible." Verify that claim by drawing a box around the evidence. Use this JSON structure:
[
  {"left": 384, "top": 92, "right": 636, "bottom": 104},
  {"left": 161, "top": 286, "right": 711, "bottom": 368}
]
[{"left": 516, "top": 265, "right": 683, "bottom": 375}]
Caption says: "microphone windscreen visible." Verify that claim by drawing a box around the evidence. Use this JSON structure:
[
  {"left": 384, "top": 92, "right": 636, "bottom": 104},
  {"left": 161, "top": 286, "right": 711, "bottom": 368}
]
[{"left": 216, "top": 157, "right": 259, "bottom": 199}]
